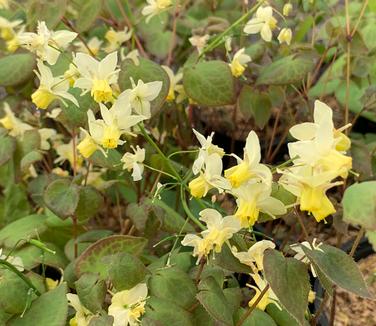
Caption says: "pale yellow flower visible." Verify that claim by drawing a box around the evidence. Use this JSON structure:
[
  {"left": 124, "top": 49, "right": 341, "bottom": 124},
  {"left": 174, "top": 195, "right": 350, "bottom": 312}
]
[
  {"left": 66, "top": 294, "right": 94, "bottom": 326},
  {"left": 0, "top": 17, "right": 22, "bottom": 41},
  {"left": 283, "top": 3, "right": 293, "bottom": 16},
  {"left": 244, "top": 6, "right": 277, "bottom": 42},
  {"left": 229, "top": 48, "right": 251, "bottom": 77},
  {"left": 233, "top": 240, "right": 275, "bottom": 271},
  {"left": 0, "top": 248, "right": 24, "bottom": 272},
  {"left": 290, "top": 238, "right": 323, "bottom": 277},
  {"left": 141, "top": 0, "right": 172, "bottom": 23},
  {"left": 162, "top": 65, "right": 183, "bottom": 102},
  {"left": 247, "top": 273, "right": 280, "bottom": 311},
  {"left": 121, "top": 146, "right": 145, "bottom": 181},
  {"left": 74, "top": 52, "right": 119, "bottom": 103},
  {"left": 277, "top": 28, "right": 292, "bottom": 45},
  {"left": 19, "top": 21, "right": 77, "bottom": 65},
  {"left": 0, "top": 102, "right": 33, "bottom": 137},
  {"left": 108, "top": 283, "right": 148, "bottom": 326},
  {"left": 189, "top": 34, "right": 210, "bottom": 54},
  {"left": 74, "top": 37, "right": 102, "bottom": 56},
  {"left": 104, "top": 27, "right": 132, "bottom": 52}
]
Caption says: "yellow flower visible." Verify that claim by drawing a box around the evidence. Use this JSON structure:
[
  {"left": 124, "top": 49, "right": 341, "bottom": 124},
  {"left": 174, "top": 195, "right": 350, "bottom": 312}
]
[
  {"left": 32, "top": 61, "right": 79, "bottom": 110},
  {"left": 291, "top": 238, "right": 323, "bottom": 277},
  {"left": 0, "top": 0, "right": 9, "bottom": 9},
  {"left": 0, "top": 102, "right": 33, "bottom": 137},
  {"left": 104, "top": 27, "right": 132, "bottom": 53},
  {"left": 54, "top": 138, "right": 83, "bottom": 168},
  {"left": 189, "top": 34, "right": 210, "bottom": 54},
  {"left": 45, "top": 278, "right": 59, "bottom": 290},
  {"left": 18, "top": 21, "right": 77, "bottom": 65},
  {"left": 141, "top": 0, "right": 172, "bottom": 23},
  {"left": 189, "top": 153, "right": 230, "bottom": 198},
  {"left": 182, "top": 209, "right": 241, "bottom": 262},
  {"left": 77, "top": 131, "right": 98, "bottom": 158},
  {"left": 283, "top": 3, "right": 293, "bottom": 16},
  {"left": 232, "top": 183, "right": 286, "bottom": 227},
  {"left": 288, "top": 100, "right": 352, "bottom": 178},
  {"left": 162, "top": 65, "right": 183, "bottom": 102},
  {"left": 74, "top": 52, "right": 119, "bottom": 103},
  {"left": 108, "top": 283, "right": 148, "bottom": 326},
  {"left": 233, "top": 240, "right": 275, "bottom": 271},
  {"left": 277, "top": 28, "right": 292, "bottom": 45},
  {"left": 74, "top": 37, "right": 102, "bottom": 56},
  {"left": 66, "top": 294, "right": 94, "bottom": 326},
  {"left": 244, "top": 6, "right": 277, "bottom": 42},
  {"left": 225, "top": 131, "right": 272, "bottom": 188},
  {"left": 247, "top": 273, "right": 280, "bottom": 311},
  {"left": 0, "top": 17, "right": 22, "bottom": 41},
  {"left": 279, "top": 166, "right": 342, "bottom": 222},
  {"left": 229, "top": 48, "right": 251, "bottom": 77},
  {"left": 121, "top": 146, "right": 145, "bottom": 181}
]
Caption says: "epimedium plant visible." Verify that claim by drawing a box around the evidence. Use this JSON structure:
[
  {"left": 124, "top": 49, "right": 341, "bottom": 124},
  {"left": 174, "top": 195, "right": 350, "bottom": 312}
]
[{"left": 0, "top": 0, "right": 375, "bottom": 326}]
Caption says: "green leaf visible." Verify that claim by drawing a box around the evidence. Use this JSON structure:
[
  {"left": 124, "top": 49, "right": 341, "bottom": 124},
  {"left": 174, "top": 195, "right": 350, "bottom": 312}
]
[
  {"left": 342, "top": 181, "right": 376, "bottom": 230},
  {"left": 76, "top": 0, "right": 102, "bottom": 32},
  {"left": 214, "top": 244, "right": 251, "bottom": 273},
  {"left": 27, "top": 0, "right": 67, "bottom": 28},
  {"left": 149, "top": 266, "right": 196, "bottom": 309},
  {"left": 119, "top": 58, "right": 170, "bottom": 114},
  {"left": 0, "top": 269, "right": 38, "bottom": 314},
  {"left": 183, "top": 60, "right": 236, "bottom": 106},
  {"left": 43, "top": 179, "right": 80, "bottom": 219},
  {"left": 0, "top": 54, "right": 36, "bottom": 87},
  {"left": 145, "top": 31, "right": 172, "bottom": 59},
  {"left": 238, "top": 86, "right": 272, "bottom": 128},
  {"left": 301, "top": 244, "right": 371, "bottom": 298},
  {"left": 89, "top": 315, "right": 114, "bottom": 326},
  {"left": 8, "top": 284, "right": 68, "bottom": 326},
  {"left": 75, "top": 186, "right": 104, "bottom": 221},
  {"left": 257, "top": 54, "right": 315, "bottom": 86},
  {"left": 89, "top": 149, "right": 122, "bottom": 170},
  {"left": 366, "top": 230, "right": 376, "bottom": 251},
  {"left": 0, "top": 133, "right": 16, "bottom": 166},
  {"left": 75, "top": 273, "right": 106, "bottom": 313},
  {"left": 144, "top": 297, "right": 194, "bottom": 326},
  {"left": 235, "top": 307, "right": 277, "bottom": 326},
  {"left": 20, "top": 151, "right": 43, "bottom": 172},
  {"left": 75, "top": 235, "right": 147, "bottom": 278},
  {"left": 266, "top": 303, "right": 301, "bottom": 326},
  {"left": 108, "top": 253, "right": 147, "bottom": 290},
  {"left": 196, "top": 276, "right": 234, "bottom": 325},
  {"left": 264, "top": 249, "right": 310, "bottom": 325},
  {"left": 0, "top": 214, "right": 47, "bottom": 248}
]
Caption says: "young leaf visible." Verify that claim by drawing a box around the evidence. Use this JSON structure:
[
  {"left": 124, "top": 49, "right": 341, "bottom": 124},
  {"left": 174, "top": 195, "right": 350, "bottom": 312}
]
[
  {"left": 301, "top": 244, "right": 371, "bottom": 298},
  {"left": 149, "top": 266, "right": 197, "bottom": 309},
  {"left": 43, "top": 179, "right": 80, "bottom": 219},
  {"left": 183, "top": 60, "right": 236, "bottom": 106},
  {"left": 342, "top": 181, "right": 376, "bottom": 230},
  {"left": 263, "top": 249, "right": 310, "bottom": 326},
  {"left": 196, "top": 276, "right": 234, "bottom": 325},
  {"left": 75, "top": 235, "right": 147, "bottom": 278}
]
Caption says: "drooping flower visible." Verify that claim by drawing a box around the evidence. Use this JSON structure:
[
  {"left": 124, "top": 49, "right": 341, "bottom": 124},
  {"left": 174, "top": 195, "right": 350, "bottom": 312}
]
[
  {"left": 283, "top": 3, "right": 293, "bottom": 16},
  {"left": 288, "top": 100, "right": 352, "bottom": 178},
  {"left": 225, "top": 131, "right": 272, "bottom": 188},
  {"left": 66, "top": 294, "right": 94, "bottom": 326},
  {"left": 233, "top": 240, "right": 275, "bottom": 271},
  {"left": 189, "top": 153, "right": 230, "bottom": 198},
  {"left": 31, "top": 60, "right": 79, "bottom": 110},
  {"left": 182, "top": 209, "right": 241, "bottom": 263},
  {"left": 5, "top": 24, "right": 25, "bottom": 52},
  {"left": 108, "top": 283, "right": 148, "bottom": 326},
  {"left": 189, "top": 34, "right": 210, "bottom": 54},
  {"left": 243, "top": 6, "right": 277, "bottom": 42},
  {"left": 277, "top": 28, "right": 292, "bottom": 45},
  {"left": 162, "top": 65, "right": 183, "bottom": 102},
  {"left": 121, "top": 78, "right": 162, "bottom": 118},
  {"left": 54, "top": 138, "right": 83, "bottom": 168},
  {"left": 38, "top": 128, "right": 57, "bottom": 150},
  {"left": 192, "top": 129, "right": 225, "bottom": 175},
  {"left": 290, "top": 238, "right": 323, "bottom": 277},
  {"left": 0, "top": 248, "right": 24, "bottom": 272},
  {"left": 74, "top": 52, "right": 119, "bottom": 103},
  {"left": 0, "top": 102, "right": 33, "bottom": 137},
  {"left": 141, "top": 0, "right": 172, "bottom": 23},
  {"left": 104, "top": 27, "right": 132, "bottom": 53},
  {"left": 278, "top": 166, "right": 342, "bottom": 222},
  {"left": 77, "top": 95, "right": 145, "bottom": 158},
  {"left": 0, "top": 17, "right": 23, "bottom": 41},
  {"left": 74, "top": 37, "right": 103, "bottom": 56},
  {"left": 229, "top": 48, "right": 251, "bottom": 77},
  {"left": 18, "top": 21, "right": 77, "bottom": 65},
  {"left": 232, "top": 182, "right": 286, "bottom": 227},
  {"left": 247, "top": 273, "right": 280, "bottom": 311},
  {"left": 121, "top": 146, "right": 146, "bottom": 181}
]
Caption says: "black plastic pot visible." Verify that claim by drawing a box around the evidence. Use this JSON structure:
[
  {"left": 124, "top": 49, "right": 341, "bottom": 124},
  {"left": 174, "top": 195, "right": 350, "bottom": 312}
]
[{"left": 313, "top": 238, "right": 375, "bottom": 326}]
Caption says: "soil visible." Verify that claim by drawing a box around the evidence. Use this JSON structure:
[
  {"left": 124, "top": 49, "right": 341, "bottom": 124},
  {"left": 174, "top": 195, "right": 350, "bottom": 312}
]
[{"left": 324, "top": 254, "right": 376, "bottom": 326}]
